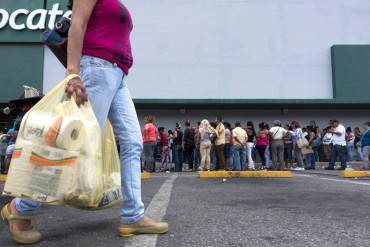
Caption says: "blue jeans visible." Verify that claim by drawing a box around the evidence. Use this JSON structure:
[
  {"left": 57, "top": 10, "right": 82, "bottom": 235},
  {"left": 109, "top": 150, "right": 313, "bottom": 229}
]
[
  {"left": 194, "top": 148, "right": 200, "bottom": 170},
  {"left": 304, "top": 153, "right": 316, "bottom": 169},
  {"left": 174, "top": 144, "right": 183, "bottom": 172},
  {"left": 16, "top": 55, "right": 145, "bottom": 224},
  {"left": 233, "top": 145, "right": 246, "bottom": 171},
  {"left": 329, "top": 144, "right": 347, "bottom": 168},
  {"left": 347, "top": 143, "right": 355, "bottom": 162}
]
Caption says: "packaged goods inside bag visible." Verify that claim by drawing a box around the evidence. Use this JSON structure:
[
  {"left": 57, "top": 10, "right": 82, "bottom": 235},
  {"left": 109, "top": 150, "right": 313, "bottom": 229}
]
[{"left": 3, "top": 75, "right": 122, "bottom": 210}]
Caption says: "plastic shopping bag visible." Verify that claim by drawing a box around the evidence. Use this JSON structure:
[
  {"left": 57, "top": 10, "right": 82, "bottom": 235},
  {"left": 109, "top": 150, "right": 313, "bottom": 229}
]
[
  {"left": 3, "top": 74, "right": 122, "bottom": 210},
  {"left": 296, "top": 136, "right": 309, "bottom": 149}
]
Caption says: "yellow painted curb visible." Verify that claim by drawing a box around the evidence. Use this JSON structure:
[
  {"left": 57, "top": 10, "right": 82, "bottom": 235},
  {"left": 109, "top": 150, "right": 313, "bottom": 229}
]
[
  {"left": 198, "top": 171, "right": 293, "bottom": 178},
  {"left": 141, "top": 172, "right": 152, "bottom": 180},
  {"left": 0, "top": 174, "right": 6, "bottom": 182},
  {"left": 341, "top": 171, "right": 370, "bottom": 178}
]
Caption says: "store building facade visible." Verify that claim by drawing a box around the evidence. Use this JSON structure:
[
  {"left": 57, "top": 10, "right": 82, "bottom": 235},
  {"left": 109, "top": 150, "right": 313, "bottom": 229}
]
[{"left": 1, "top": 0, "right": 370, "bottom": 130}]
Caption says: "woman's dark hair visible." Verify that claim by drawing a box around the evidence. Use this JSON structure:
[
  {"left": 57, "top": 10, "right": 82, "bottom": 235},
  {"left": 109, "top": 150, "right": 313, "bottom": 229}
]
[
  {"left": 346, "top": 127, "right": 352, "bottom": 133},
  {"left": 168, "top": 130, "right": 173, "bottom": 135},
  {"left": 258, "top": 122, "right": 266, "bottom": 130},
  {"left": 223, "top": 122, "right": 231, "bottom": 130},
  {"left": 291, "top": 121, "right": 300, "bottom": 129},
  {"left": 247, "top": 121, "right": 254, "bottom": 128}
]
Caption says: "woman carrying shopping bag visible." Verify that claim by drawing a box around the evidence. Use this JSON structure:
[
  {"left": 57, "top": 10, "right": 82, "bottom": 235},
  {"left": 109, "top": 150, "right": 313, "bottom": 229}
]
[{"left": 1, "top": 0, "right": 168, "bottom": 244}]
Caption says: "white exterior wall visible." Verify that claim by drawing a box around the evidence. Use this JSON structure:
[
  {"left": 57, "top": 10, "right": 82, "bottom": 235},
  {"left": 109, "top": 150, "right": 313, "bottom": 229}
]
[{"left": 44, "top": 0, "right": 370, "bottom": 99}]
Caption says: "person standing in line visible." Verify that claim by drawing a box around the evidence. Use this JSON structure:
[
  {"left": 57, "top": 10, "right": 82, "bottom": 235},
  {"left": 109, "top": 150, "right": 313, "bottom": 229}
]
[
  {"left": 269, "top": 120, "right": 288, "bottom": 171},
  {"left": 255, "top": 122, "right": 269, "bottom": 170},
  {"left": 167, "top": 130, "right": 174, "bottom": 164},
  {"left": 183, "top": 120, "right": 195, "bottom": 171},
  {"left": 325, "top": 120, "right": 347, "bottom": 170},
  {"left": 193, "top": 122, "right": 201, "bottom": 171},
  {"left": 223, "top": 122, "right": 233, "bottom": 171},
  {"left": 283, "top": 125, "right": 294, "bottom": 169},
  {"left": 173, "top": 123, "right": 184, "bottom": 172},
  {"left": 214, "top": 116, "right": 226, "bottom": 170},
  {"left": 354, "top": 127, "right": 364, "bottom": 161},
  {"left": 360, "top": 122, "right": 370, "bottom": 170},
  {"left": 158, "top": 127, "right": 169, "bottom": 172},
  {"left": 310, "top": 127, "right": 322, "bottom": 162},
  {"left": 198, "top": 120, "right": 215, "bottom": 171},
  {"left": 246, "top": 121, "right": 256, "bottom": 170},
  {"left": 210, "top": 122, "right": 218, "bottom": 169},
  {"left": 291, "top": 121, "right": 305, "bottom": 171},
  {"left": 142, "top": 116, "right": 158, "bottom": 173},
  {"left": 302, "top": 128, "right": 316, "bottom": 170},
  {"left": 232, "top": 122, "right": 247, "bottom": 171},
  {"left": 322, "top": 127, "right": 333, "bottom": 162},
  {"left": 346, "top": 127, "right": 355, "bottom": 162}
]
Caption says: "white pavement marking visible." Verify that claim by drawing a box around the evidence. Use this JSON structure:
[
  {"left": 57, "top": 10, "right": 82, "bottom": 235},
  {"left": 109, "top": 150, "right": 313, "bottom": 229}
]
[
  {"left": 295, "top": 174, "right": 370, "bottom": 186},
  {"left": 125, "top": 174, "right": 178, "bottom": 247}
]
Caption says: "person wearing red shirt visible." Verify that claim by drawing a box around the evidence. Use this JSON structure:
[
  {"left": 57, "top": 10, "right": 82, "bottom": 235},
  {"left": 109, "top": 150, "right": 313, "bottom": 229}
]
[{"left": 142, "top": 116, "right": 158, "bottom": 173}]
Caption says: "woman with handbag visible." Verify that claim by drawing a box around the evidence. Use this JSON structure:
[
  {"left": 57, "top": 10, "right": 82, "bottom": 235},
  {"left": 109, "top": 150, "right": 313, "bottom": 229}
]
[
  {"left": 1, "top": 0, "right": 168, "bottom": 244},
  {"left": 291, "top": 121, "right": 305, "bottom": 171}
]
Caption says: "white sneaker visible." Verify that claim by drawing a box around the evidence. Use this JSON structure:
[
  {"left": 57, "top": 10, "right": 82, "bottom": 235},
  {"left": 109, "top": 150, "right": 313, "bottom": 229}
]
[{"left": 293, "top": 167, "right": 305, "bottom": 171}]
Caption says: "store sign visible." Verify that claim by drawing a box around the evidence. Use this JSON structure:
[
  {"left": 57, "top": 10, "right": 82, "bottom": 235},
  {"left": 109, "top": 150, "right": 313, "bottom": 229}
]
[{"left": 0, "top": 3, "right": 71, "bottom": 31}]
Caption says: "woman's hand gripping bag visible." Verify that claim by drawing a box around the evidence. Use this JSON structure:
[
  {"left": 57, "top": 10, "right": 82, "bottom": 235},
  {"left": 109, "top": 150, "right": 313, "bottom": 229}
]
[{"left": 2, "top": 74, "right": 115, "bottom": 209}]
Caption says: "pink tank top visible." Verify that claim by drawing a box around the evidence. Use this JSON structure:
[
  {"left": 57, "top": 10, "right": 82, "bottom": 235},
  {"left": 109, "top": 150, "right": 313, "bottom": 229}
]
[
  {"left": 256, "top": 130, "right": 269, "bottom": 146},
  {"left": 82, "top": 0, "right": 133, "bottom": 74}
]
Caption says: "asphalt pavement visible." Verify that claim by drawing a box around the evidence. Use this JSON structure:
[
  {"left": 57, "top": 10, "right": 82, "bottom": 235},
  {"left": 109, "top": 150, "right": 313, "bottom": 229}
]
[{"left": 1, "top": 170, "right": 370, "bottom": 247}]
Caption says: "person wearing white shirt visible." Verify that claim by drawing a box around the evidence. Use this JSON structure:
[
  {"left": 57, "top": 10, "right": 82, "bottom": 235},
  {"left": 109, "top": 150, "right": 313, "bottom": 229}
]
[
  {"left": 269, "top": 120, "right": 288, "bottom": 170},
  {"left": 232, "top": 122, "right": 247, "bottom": 171},
  {"left": 325, "top": 120, "right": 347, "bottom": 170}
]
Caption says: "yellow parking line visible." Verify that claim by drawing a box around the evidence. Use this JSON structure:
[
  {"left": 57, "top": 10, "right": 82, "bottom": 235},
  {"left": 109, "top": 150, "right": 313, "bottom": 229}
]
[
  {"left": 341, "top": 171, "right": 370, "bottom": 178},
  {"left": 198, "top": 170, "right": 293, "bottom": 178}
]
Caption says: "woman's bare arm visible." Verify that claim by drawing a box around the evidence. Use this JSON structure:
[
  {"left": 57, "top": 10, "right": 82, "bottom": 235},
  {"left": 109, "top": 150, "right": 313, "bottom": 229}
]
[{"left": 65, "top": 0, "right": 97, "bottom": 106}]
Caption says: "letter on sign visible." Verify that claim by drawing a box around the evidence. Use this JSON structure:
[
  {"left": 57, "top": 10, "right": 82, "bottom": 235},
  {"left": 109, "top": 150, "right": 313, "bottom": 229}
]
[
  {"left": 27, "top": 9, "right": 47, "bottom": 30},
  {"left": 9, "top": 9, "right": 29, "bottom": 30},
  {"left": 0, "top": 9, "right": 9, "bottom": 29}
]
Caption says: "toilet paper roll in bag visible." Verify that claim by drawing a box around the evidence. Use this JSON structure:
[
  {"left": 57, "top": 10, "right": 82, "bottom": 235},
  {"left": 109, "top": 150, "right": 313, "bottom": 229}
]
[{"left": 23, "top": 111, "right": 85, "bottom": 151}]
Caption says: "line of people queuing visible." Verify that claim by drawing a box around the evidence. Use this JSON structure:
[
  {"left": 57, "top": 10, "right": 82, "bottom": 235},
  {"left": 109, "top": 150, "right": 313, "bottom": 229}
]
[{"left": 140, "top": 116, "right": 370, "bottom": 172}]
